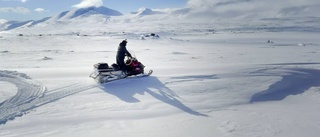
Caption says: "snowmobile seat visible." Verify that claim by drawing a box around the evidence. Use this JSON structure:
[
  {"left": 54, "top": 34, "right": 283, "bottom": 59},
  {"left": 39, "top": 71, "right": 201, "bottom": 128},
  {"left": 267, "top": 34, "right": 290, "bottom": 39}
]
[
  {"left": 94, "top": 63, "right": 109, "bottom": 69},
  {"left": 93, "top": 63, "right": 114, "bottom": 72}
]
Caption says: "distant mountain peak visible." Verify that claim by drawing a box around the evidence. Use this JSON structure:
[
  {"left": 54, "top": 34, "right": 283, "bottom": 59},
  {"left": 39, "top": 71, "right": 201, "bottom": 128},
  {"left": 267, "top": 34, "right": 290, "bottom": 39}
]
[
  {"left": 130, "top": 8, "right": 164, "bottom": 16},
  {"left": 62, "top": 6, "right": 123, "bottom": 20},
  {"left": 0, "top": 6, "right": 123, "bottom": 31}
]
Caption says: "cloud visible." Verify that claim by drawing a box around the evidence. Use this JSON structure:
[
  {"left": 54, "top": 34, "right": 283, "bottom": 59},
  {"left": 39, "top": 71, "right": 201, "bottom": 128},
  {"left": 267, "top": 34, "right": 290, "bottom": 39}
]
[
  {"left": 186, "top": 0, "right": 320, "bottom": 18},
  {"left": 34, "top": 8, "right": 47, "bottom": 13},
  {"left": 0, "top": 7, "right": 30, "bottom": 14},
  {"left": 187, "top": 0, "right": 215, "bottom": 7},
  {"left": 0, "top": 0, "right": 28, "bottom": 2},
  {"left": 72, "top": 0, "right": 103, "bottom": 8},
  {"left": 187, "top": 0, "right": 320, "bottom": 8},
  {"left": 0, "top": 19, "right": 7, "bottom": 24}
]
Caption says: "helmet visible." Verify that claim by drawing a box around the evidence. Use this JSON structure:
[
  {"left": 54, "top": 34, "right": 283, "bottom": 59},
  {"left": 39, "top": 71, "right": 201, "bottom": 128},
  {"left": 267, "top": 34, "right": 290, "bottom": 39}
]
[
  {"left": 125, "top": 58, "right": 132, "bottom": 65},
  {"left": 122, "top": 39, "right": 127, "bottom": 43}
]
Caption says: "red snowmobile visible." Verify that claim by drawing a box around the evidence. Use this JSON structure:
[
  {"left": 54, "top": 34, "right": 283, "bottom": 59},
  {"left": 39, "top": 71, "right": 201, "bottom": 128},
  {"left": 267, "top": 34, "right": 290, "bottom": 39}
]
[{"left": 89, "top": 54, "right": 152, "bottom": 83}]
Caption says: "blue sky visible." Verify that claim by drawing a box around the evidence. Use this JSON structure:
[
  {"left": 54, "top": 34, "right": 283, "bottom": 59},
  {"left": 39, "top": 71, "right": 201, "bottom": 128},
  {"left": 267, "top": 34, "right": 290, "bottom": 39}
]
[{"left": 0, "top": 0, "right": 187, "bottom": 21}]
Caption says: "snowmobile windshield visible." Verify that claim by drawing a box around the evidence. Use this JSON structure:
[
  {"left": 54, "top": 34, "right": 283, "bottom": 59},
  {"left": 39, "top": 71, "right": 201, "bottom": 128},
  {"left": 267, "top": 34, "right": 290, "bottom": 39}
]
[
  {"left": 124, "top": 50, "right": 138, "bottom": 65},
  {"left": 127, "top": 50, "right": 137, "bottom": 59}
]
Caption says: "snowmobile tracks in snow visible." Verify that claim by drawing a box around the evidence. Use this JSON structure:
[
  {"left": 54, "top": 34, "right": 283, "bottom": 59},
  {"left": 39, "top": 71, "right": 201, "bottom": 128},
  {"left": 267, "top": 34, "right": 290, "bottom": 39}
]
[{"left": 0, "top": 70, "right": 98, "bottom": 125}]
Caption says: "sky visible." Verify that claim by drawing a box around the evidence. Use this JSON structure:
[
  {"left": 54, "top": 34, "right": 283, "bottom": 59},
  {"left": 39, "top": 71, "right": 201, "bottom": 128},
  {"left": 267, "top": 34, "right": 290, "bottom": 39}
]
[
  {"left": 0, "top": 0, "right": 187, "bottom": 21},
  {"left": 1, "top": 0, "right": 320, "bottom": 22}
]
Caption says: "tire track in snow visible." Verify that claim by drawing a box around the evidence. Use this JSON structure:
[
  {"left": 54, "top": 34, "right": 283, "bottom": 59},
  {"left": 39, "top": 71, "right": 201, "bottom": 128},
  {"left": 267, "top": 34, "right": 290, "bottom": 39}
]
[
  {"left": 0, "top": 70, "right": 97, "bottom": 125},
  {"left": 0, "top": 71, "right": 45, "bottom": 107}
]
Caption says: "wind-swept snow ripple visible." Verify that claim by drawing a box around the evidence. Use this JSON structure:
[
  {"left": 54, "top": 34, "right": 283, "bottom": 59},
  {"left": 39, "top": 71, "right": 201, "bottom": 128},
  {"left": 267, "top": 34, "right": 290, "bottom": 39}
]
[
  {"left": 251, "top": 68, "right": 320, "bottom": 102},
  {"left": 0, "top": 70, "right": 97, "bottom": 125}
]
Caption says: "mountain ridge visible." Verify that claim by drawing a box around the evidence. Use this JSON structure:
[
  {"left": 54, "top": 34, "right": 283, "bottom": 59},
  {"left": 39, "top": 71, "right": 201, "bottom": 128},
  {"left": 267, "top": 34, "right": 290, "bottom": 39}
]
[{"left": 0, "top": 6, "right": 123, "bottom": 31}]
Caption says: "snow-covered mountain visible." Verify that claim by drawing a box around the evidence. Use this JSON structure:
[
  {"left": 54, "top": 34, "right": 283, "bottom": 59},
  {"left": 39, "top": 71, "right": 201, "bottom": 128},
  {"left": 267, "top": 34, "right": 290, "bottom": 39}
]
[
  {"left": 130, "top": 8, "right": 165, "bottom": 16},
  {"left": 48, "top": 6, "right": 122, "bottom": 22},
  {"left": 0, "top": 6, "right": 122, "bottom": 31},
  {"left": 0, "top": 6, "right": 199, "bottom": 31},
  {"left": 0, "top": 20, "right": 32, "bottom": 31},
  {"left": 1, "top": 4, "right": 320, "bottom": 32}
]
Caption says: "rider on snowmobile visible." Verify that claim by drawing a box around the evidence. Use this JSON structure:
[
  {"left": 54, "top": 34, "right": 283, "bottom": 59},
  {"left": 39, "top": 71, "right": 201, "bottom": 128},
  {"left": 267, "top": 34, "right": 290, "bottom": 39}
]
[{"left": 116, "top": 39, "right": 132, "bottom": 72}]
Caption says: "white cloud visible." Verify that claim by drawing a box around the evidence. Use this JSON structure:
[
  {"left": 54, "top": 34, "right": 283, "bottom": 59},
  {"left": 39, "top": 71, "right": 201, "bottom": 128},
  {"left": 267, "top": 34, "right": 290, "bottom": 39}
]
[
  {"left": 187, "top": 0, "right": 215, "bottom": 7},
  {"left": 34, "top": 8, "right": 46, "bottom": 13},
  {"left": 1, "top": 0, "right": 28, "bottom": 2},
  {"left": 0, "top": 19, "right": 7, "bottom": 24},
  {"left": 186, "top": 0, "right": 320, "bottom": 18},
  {"left": 72, "top": 0, "right": 103, "bottom": 8},
  {"left": 0, "top": 7, "right": 30, "bottom": 14},
  {"left": 187, "top": 0, "right": 320, "bottom": 8}
]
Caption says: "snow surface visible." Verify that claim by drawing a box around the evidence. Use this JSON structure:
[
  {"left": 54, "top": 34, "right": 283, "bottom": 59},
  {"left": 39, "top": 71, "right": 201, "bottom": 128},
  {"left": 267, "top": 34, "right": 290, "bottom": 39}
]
[{"left": 1, "top": 10, "right": 320, "bottom": 137}]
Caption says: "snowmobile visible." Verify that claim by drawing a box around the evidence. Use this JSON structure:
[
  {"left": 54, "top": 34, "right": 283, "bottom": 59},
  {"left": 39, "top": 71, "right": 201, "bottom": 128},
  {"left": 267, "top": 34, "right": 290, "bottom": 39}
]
[{"left": 89, "top": 53, "right": 153, "bottom": 83}]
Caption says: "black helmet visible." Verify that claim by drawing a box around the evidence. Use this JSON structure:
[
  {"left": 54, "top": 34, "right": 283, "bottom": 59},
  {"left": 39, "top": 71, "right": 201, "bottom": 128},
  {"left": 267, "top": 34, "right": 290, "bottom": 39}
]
[{"left": 122, "top": 39, "right": 127, "bottom": 43}]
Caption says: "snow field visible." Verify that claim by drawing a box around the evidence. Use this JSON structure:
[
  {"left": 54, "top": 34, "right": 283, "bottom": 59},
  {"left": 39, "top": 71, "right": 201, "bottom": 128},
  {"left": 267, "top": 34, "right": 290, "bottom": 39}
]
[{"left": 1, "top": 29, "right": 320, "bottom": 137}]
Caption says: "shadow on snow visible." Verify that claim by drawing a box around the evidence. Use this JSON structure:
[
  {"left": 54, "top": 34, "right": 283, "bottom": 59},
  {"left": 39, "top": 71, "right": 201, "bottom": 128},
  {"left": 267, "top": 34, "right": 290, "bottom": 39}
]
[
  {"left": 101, "top": 76, "right": 208, "bottom": 117},
  {"left": 251, "top": 68, "right": 320, "bottom": 103}
]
